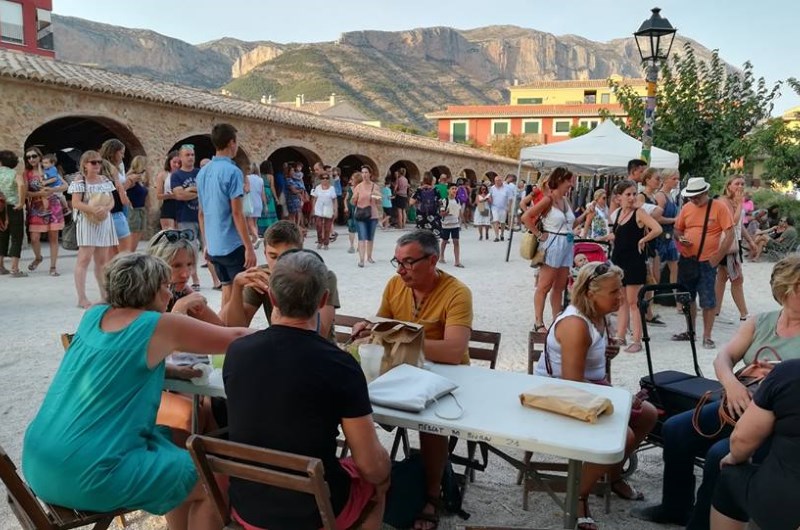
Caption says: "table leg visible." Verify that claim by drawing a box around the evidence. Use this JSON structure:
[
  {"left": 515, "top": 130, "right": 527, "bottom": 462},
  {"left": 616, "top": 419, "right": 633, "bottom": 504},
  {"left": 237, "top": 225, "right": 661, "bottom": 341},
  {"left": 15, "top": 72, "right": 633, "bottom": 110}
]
[
  {"left": 564, "top": 459, "right": 583, "bottom": 529},
  {"left": 191, "top": 394, "right": 200, "bottom": 434}
]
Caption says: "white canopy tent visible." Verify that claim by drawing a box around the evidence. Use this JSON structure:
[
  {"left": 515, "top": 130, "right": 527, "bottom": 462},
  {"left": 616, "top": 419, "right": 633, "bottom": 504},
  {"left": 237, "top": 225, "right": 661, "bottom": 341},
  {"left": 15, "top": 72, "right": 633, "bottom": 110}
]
[{"left": 518, "top": 119, "right": 680, "bottom": 175}]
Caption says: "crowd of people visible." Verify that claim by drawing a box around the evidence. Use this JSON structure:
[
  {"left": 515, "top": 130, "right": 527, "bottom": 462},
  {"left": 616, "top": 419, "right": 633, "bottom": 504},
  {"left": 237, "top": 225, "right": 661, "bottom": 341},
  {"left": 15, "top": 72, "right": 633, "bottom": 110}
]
[{"left": 6, "top": 124, "right": 800, "bottom": 530}]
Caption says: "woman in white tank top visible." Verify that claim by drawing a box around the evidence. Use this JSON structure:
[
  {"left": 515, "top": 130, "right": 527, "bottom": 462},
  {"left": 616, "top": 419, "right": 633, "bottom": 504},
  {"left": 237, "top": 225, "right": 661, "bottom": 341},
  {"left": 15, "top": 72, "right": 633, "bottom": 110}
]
[{"left": 535, "top": 261, "right": 658, "bottom": 528}]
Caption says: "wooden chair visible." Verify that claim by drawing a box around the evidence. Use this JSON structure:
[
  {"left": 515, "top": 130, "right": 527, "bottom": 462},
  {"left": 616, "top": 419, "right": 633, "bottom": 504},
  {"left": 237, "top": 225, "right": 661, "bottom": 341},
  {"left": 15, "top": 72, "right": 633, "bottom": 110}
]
[
  {"left": 448, "top": 329, "right": 502, "bottom": 484},
  {"left": 187, "top": 434, "right": 337, "bottom": 530},
  {"left": 0, "top": 443, "right": 130, "bottom": 530},
  {"left": 518, "top": 331, "right": 611, "bottom": 513}
]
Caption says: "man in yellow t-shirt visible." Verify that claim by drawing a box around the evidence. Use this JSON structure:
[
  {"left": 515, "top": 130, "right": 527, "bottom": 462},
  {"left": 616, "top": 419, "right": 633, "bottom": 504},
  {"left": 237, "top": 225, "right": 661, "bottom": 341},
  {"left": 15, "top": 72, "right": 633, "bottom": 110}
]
[{"left": 371, "top": 229, "right": 473, "bottom": 528}]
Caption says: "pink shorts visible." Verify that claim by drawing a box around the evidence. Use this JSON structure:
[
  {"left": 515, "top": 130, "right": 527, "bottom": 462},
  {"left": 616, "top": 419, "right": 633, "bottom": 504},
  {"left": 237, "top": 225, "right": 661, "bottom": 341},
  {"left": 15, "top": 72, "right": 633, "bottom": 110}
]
[{"left": 232, "top": 457, "right": 375, "bottom": 530}]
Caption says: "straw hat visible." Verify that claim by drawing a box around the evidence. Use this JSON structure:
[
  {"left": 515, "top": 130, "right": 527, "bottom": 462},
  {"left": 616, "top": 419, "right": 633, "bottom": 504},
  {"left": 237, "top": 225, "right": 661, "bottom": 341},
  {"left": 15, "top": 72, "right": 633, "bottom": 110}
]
[{"left": 681, "top": 177, "right": 711, "bottom": 198}]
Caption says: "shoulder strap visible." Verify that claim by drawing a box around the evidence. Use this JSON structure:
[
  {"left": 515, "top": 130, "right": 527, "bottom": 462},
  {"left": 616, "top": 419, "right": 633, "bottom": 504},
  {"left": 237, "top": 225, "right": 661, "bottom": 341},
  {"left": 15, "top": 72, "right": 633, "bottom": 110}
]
[{"left": 695, "top": 199, "right": 713, "bottom": 260}]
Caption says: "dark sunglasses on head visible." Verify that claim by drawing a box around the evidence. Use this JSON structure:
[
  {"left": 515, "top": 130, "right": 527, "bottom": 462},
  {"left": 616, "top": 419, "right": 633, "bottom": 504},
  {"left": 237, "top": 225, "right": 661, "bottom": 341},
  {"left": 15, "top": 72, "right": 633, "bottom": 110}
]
[
  {"left": 582, "top": 261, "right": 611, "bottom": 291},
  {"left": 152, "top": 229, "right": 196, "bottom": 245},
  {"left": 277, "top": 247, "right": 324, "bottom": 263}
]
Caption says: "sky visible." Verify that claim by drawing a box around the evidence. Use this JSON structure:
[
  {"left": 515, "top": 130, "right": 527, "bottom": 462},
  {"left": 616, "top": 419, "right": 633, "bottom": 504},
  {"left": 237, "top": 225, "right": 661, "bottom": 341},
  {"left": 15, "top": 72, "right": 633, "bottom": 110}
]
[{"left": 55, "top": 0, "right": 799, "bottom": 115}]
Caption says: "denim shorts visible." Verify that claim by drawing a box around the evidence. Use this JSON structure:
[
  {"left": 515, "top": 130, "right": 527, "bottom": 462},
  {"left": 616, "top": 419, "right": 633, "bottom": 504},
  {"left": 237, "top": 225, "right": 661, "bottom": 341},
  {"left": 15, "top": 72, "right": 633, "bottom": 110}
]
[
  {"left": 209, "top": 245, "right": 245, "bottom": 285},
  {"left": 111, "top": 211, "right": 130, "bottom": 239},
  {"left": 543, "top": 233, "right": 573, "bottom": 269},
  {"left": 656, "top": 236, "right": 679, "bottom": 262},
  {"left": 441, "top": 227, "right": 460, "bottom": 241},
  {"left": 678, "top": 257, "right": 716, "bottom": 309},
  {"left": 356, "top": 218, "right": 378, "bottom": 241}
]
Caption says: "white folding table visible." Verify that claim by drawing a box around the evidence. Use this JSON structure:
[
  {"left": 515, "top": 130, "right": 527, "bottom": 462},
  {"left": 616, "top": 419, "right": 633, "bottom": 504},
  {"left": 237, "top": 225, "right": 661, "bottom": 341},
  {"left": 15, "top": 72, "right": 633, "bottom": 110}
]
[{"left": 164, "top": 363, "right": 631, "bottom": 529}]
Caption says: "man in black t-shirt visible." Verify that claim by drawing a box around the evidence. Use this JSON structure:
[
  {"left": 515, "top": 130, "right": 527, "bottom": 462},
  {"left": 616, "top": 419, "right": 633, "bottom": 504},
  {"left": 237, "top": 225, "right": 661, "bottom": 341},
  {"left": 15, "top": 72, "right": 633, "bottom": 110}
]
[{"left": 224, "top": 251, "right": 390, "bottom": 530}]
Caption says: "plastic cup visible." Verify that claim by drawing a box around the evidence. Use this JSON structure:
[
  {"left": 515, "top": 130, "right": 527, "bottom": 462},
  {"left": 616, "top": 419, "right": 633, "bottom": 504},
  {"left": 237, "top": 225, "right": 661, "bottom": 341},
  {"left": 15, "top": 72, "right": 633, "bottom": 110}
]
[{"left": 359, "top": 344, "right": 384, "bottom": 383}]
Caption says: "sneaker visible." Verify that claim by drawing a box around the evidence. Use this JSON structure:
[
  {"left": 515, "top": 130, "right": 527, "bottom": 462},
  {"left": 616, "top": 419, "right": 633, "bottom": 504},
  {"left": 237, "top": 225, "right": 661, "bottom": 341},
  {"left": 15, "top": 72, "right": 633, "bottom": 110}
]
[
  {"left": 645, "top": 315, "right": 666, "bottom": 327},
  {"left": 630, "top": 504, "right": 689, "bottom": 526}
]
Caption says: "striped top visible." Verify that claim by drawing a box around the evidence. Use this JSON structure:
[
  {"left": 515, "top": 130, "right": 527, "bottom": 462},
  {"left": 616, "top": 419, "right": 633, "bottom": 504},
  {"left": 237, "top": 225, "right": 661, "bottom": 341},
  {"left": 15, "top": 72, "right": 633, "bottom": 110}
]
[{"left": 68, "top": 178, "right": 119, "bottom": 248}]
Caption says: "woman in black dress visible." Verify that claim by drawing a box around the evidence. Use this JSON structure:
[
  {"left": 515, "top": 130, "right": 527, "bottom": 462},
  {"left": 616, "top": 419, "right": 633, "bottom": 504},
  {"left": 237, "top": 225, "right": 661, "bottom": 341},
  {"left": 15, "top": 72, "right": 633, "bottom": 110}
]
[{"left": 608, "top": 179, "right": 662, "bottom": 353}]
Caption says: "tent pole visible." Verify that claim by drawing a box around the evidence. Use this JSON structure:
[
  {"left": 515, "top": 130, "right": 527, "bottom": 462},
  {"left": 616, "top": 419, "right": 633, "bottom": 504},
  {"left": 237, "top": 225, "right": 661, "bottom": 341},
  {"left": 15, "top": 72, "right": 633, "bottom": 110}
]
[{"left": 506, "top": 159, "right": 524, "bottom": 262}]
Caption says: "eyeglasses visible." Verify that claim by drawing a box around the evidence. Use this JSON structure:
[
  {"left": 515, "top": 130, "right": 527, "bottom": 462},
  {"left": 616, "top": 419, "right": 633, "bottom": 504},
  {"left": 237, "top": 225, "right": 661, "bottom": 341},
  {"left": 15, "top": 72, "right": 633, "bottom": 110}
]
[
  {"left": 390, "top": 254, "right": 430, "bottom": 271},
  {"left": 88, "top": 160, "right": 103, "bottom": 166},
  {"left": 277, "top": 247, "right": 324, "bottom": 263},
  {"left": 25, "top": 154, "right": 39, "bottom": 160},
  {"left": 152, "top": 229, "right": 196, "bottom": 246}
]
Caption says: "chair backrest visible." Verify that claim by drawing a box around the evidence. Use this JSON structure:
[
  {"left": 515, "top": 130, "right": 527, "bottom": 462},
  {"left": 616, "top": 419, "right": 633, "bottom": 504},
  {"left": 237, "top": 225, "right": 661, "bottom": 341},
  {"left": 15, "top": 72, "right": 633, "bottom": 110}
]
[
  {"left": 333, "top": 314, "right": 364, "bottom": 345},
  {"left": 468, "top": 329, "right": 501, "bottom": 369},
  {"left": 187, "top": 435, "right": 337, "bottom": 530},
  {"left": 527, "top": 331, "right": 548, "bottom": 375},
  {"left": 0, "top": 444, "right": 56, "bottom": 530}
]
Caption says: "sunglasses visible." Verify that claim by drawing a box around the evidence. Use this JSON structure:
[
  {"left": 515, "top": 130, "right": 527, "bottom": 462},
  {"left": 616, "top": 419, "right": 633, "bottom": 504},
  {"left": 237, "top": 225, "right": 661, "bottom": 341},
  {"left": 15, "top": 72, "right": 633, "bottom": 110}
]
[
  {"left": 152, "top": 229, "right": 196, "bottom": 245},
  {"left": 320, "top": 176, "right": 330, "bottom": 180},
  {"left": 26, "top": 154, "right": 39, "bottom": 159},
  {"left": 87, "top": 160, "right": 103, "bottom": 166},
  {"left": 581, "top": 261, "right": 611, "bottom": 292},
  {"left": 277, "top": 248, "right": 324, "bottom": 263}
]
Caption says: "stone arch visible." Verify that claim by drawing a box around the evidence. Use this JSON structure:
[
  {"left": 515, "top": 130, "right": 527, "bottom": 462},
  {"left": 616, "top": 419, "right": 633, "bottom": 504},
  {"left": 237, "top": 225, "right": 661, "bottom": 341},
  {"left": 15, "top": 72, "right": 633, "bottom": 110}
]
[
  {"left": 266, "top": 146, "right": 323, "bottom": 184},
  {"left": 25, "top": 115, "right": 145, "bottom": 174},
  {"left": 337, "top": 154, "right": 378, "bottom": 184},
  {"left": 169, "top": 134, "right": 251, "bottom": 171},
  {"left": 430, "top": 165, "right": 452, "bottom": 180},
  {"left": 389, "top": 160, "right": 421, "bottom": 186},
  {"left": 458, "top": 168, "right": 477, "bottom": 184}
]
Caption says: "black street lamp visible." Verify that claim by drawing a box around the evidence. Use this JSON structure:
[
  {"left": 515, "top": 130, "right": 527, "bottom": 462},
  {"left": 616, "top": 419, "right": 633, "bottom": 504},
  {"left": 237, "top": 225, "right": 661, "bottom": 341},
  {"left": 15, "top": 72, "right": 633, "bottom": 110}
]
[{"left": 634, "top": 7, "right": 677, "bottom": 163}]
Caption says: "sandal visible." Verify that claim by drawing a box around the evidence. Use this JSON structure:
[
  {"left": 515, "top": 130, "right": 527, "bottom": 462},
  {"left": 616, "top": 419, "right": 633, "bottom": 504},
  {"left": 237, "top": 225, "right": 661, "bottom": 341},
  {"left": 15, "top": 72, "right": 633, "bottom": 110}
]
[
  {"left": 624, "top": 342, "right": 642, "bottom": 353},
  {"left": 10, "top": 270, "right": 28, "bottom": 278},
  {"left": 703, "top": 338, "right": 716, "bottom": 349},
  {"left": 413, "top": 496, "right": 441, "bottom": 530},
  {"left": 49, "top": 268, "right": 60, "bottom": 277},
  {"left": 0, "top": 267, "right": 8, "bottom": 275},
  {"left": 577, "top": 496, "right": 598, "bottom": 530},
  {"left": 611, "top": 478, "right": 644, "bottom": 501},
  {"left": 28, "top": 256, "right": 43, "bottom": 271},
  {"left": 192, "top": 283, "right": 201, "bottom": 292},
  {"left": 671, "top": 331, "right": 691, "bottom": 341}
]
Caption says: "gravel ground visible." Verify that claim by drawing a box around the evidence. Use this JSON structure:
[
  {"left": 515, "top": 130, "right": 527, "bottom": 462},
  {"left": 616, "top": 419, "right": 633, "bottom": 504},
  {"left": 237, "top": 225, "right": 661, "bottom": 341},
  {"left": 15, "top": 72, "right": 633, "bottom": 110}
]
[{"left": 0, "top": 226, "right": 779, "bottom": 529}]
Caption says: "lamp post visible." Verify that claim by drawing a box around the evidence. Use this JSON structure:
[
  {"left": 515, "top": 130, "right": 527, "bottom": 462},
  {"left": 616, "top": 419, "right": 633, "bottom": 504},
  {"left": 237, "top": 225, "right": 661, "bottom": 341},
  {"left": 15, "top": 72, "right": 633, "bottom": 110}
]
[{"left": 634, "top": 7, "right": 677, "bottom": 164}]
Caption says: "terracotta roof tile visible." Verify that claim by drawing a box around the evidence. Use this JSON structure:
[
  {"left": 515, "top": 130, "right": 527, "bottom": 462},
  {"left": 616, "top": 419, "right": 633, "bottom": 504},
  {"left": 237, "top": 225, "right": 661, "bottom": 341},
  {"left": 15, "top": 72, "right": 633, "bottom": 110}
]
[
  {"left": 0, "top": 49, "right": 515, "bottom": 165},
  {"left": 512, "top": 78, "right": 645, "bottom": 89},
  {"left": 426, "top": 104, "right": 626, "bottom": 119}
]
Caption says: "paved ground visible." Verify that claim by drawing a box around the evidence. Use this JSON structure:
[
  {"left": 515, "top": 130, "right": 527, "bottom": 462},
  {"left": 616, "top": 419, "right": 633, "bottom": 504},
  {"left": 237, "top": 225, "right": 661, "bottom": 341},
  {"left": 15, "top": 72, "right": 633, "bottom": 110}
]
[{"left": 0, "top": 225, "right": 780, "bottom": 529}]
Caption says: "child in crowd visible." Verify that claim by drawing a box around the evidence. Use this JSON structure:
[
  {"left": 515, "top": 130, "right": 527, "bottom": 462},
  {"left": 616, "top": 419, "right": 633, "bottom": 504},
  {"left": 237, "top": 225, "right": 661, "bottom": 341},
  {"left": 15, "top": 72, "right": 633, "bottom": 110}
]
[
  {"left": 41, "top": 153, "right": 70, "bottom": 214},
  {"left": 440, "top": 184, "right": 464, "bottom": 267},
  {"left": 568, "top": 253, "right": 589, "bottom": 294}
]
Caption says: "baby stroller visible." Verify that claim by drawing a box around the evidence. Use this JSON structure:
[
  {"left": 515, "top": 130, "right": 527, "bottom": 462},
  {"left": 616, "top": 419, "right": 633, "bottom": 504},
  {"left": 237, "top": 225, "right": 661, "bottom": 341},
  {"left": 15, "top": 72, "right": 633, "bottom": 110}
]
[
  {"left": 625, "top": 283, "right": 723, "bottom": 474},
  {"left": 564, "top": 239, "right": 611, "bottom": 307}
]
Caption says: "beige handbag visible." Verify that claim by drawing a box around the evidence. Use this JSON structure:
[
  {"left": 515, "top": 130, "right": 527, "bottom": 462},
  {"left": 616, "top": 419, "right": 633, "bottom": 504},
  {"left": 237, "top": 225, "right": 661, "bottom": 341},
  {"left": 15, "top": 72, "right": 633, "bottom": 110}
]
[
  {"left": 368, "top": 319, "right": 425, "bottom": 375},
  {"left": 519, "top": 231, "right": 538, "bottom": 260}
]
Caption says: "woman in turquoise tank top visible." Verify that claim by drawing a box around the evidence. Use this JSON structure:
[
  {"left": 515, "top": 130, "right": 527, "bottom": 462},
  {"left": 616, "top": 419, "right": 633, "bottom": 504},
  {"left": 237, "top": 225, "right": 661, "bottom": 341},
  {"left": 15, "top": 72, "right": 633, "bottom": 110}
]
[{"left": 22, "top": 253, "right": 252, "bottom": 530}]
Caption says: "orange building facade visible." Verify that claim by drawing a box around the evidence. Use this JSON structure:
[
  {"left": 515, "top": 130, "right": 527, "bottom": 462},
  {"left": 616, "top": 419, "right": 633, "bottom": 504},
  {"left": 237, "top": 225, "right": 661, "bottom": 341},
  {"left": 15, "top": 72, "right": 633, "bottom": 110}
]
[
  {"left": 0, "top": 0, "right": 54, "bottom": 57},
  {"left": 426, "top": 78, "right": 646, "bottom": 147}
]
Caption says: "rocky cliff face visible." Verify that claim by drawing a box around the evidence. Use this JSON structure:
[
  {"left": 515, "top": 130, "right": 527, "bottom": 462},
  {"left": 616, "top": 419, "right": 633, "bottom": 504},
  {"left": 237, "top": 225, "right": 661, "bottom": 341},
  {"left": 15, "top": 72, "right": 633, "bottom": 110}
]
[
  {"left": 231, "top": 44, "right": 285, "bottom": 78},
  {"left": 50, "top": 16, "right": 726, "bottom": 130}
]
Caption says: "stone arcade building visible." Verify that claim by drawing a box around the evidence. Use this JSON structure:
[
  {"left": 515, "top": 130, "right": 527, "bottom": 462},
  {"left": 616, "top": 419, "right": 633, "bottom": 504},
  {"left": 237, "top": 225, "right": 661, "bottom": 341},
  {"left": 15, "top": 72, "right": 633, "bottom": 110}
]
[{"left": 0, "top": 49, "right": 518, "bottom": 194}]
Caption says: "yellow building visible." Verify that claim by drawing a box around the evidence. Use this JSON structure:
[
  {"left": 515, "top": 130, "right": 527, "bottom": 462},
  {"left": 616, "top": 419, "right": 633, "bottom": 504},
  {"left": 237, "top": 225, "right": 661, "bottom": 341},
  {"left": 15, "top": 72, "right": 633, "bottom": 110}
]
[
  {"left": 784, "top": 105, "right": 800, "bottom": 130},
  {"left": 509, "top": 75, "right": 647, "bottom": 106}
]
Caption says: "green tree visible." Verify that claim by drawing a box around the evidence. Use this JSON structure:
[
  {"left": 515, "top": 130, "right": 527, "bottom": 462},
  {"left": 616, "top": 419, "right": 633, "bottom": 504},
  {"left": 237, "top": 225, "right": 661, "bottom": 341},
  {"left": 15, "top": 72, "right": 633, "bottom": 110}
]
[
  {"left": 611, "top": 43, "right": 781, "bottom": 187},
  {"left": 569, "top": 124, "right": 591, "bottom": 138},
  {"left": 483, "top": 134, "right": 537, "bottom": 159},
  {"left": 744, "top": 79, "right": 800, "bottom": 184}
]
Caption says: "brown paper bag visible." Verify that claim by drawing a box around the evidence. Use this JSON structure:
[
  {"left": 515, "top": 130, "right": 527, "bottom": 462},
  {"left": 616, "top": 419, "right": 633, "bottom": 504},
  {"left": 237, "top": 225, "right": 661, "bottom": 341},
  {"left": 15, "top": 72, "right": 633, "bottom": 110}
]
[
  {"left": 369, "top": 319, "right": 424, "bottom": 375},
  {"left": 520, "top": 384, "right": 614, "bottom": 423}
]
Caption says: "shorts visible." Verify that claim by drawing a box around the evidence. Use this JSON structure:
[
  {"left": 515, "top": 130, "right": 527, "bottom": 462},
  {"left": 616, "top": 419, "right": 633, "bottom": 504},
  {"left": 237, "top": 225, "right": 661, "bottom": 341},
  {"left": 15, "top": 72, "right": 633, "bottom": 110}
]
[
  {"left": 356, "top": 218, "right": 378, "bottom": 241},
  {"left": 542, "top": 234, "right": 573, "bottom": 269},
  {"left": 656, "top": 236, "right": 679, "bottom": 262},
  {"left": 127, "top": 207, "right": 147, "bottom": 233},
  {"left": 177, "top": 221, "right": 202, "bottom": 250},
  {"left": 209, "top": 245, "right": 245, "bottom": 285},
  {"left": 394, "top": 195, "right": 408, "bottom": 209},
  {"left": 491, "top": 206, "right": 507, "bottom": 224},
  {"left": 677, "top": 257, "right": 716, "bottom": 309},
  {"left": 383, "top": 206, "right": 394, "bottom": 219},
  {"left": 111, "top": 211, "right": 130, "bottom": 239},
  {"left": 160, "top": 199, "right": 177, "bottom": 220},
  {"left": 441, "top": 227, "right": 460, "bottom": 241},
  {"left": 231, "top": 457, "right": 375, "bottom": 530}
]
